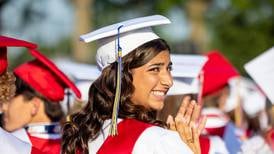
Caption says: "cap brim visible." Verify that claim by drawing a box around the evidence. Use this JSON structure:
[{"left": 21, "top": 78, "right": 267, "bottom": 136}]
[
  {"left": 0, "top": 35, "right": 37, "bottom": 49},
  {"left": 0, "top": 35, "right": 37, "bottom": 74},
  {"left": 0, "top": 48, "right": 8, "bottom": 74},
  {"left": 30, "top": 49, "right": 81, "bottom": 99},
  {"left": 171, "top": 54, "right": 208, "bottom": 78},
  {"left": 80, "top": 15, "right": 171, "bottom": 43},
  {"left": 244, "top": 46, "right": 274, "bottom": 104},
  {"left": 168, "top": 77, "right": 199, "bottom": 95}
]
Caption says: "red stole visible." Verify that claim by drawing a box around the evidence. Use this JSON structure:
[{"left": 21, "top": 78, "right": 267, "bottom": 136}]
[
  {"left": 31, "top": 146, "right": 47, "bottom": 154},
  {"left": 97, "top": 119, "right": 153, "bottom": 154},
  {"left": 205, "top": 126, "right": 226, "bottom": 138},
  {"left": 265, "top": 128, "right": 274, "bottom": 151},
  {"left": 199, "top": 136, "right": 210, "bottom": 154},
  {"left": 29, "top": 135, "right": 61, "bottom": 154},
  {"left": 26, "top": 123, "right": 61, "bottom": 154},
  {"left": 203, "top": 113, "right": 227, "bottom": 138}
]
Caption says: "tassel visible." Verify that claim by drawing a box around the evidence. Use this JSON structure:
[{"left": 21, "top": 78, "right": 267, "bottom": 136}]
[
  {"left": 109, "top": 25, "right": 123, "bottom": 136},
  {"left": 197, "top": 70, "right": 204, "bottom": 106}
]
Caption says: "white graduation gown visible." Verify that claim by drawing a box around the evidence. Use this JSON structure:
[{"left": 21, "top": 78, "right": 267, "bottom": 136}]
[
  {"left": 0, "top": 127, "right": 31, "bottom": 154},
  {"left": 88, "top": 119, "right": 193, "bottom": 154}
]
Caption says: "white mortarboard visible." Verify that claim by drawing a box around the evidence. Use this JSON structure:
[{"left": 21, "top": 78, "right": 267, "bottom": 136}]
[
  {"left": 80, "top": 15, "right": 171, "bottom": 70},
  {"left": 224, "top": 77, "right": 266, "bottom": 117},
  {"left": 167, "top": 54, "right": 208, "bottom": 95},
  {"left": 244, "top": 46, "right": 274, "bottom": 104},
  {"left": 54, "top": 59, "right": 101, "bottom": 113}
]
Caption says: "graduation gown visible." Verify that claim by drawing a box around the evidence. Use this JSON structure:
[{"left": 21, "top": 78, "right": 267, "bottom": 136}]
[
  {"left": 202, "top": 108, "right": 242, "bottom": 153},
  {"left": 0, "top": 127, "right": 32, "bottom": 154},
  {"left": 88, "top": 118, "right": 193, "bottom": 154},
  {"left": 26, "top": 123, "right": 61, "bottom": 154},
  {"left": 199, "top": 135, "right": 228, "bottom": 154}
]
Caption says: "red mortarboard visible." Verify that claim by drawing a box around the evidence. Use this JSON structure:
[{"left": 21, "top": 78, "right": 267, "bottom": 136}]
[
  {"left": 0, "top": 35, "right": 81, "bottom": 102},
  {"left": 0, "top": 35, "right": 37, "bottom": 75},
  {"left": 0, "top": 48, "right": 7, "bottom": 75},
  {"left": 14, "top": 49, "right": 81, "bottom": 102},
  {"left": 202, "top": 51, "right": 239, "bottom": 97}
]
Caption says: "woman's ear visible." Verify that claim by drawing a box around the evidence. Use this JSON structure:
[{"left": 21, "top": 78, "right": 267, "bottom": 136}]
[{"left": 30, "top": 97, "right": 41, "bottom": 116}]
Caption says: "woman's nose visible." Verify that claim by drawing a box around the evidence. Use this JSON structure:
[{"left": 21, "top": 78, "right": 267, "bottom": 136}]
[{"left": 160, "top": 72, "right": 173, "bottom": 88}]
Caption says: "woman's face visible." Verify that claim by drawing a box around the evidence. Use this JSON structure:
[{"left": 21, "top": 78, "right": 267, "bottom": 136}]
[
  {"left": 2, "top": 95, "right": 34, "bottom": 132},
  {"left": 131, "top": 50, "right": 173, "bottom": 111}
]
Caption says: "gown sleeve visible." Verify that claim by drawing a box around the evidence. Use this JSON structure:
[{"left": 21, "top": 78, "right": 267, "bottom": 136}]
[{"left": 133, "top": 126, "right": 193, "bottom": 154}]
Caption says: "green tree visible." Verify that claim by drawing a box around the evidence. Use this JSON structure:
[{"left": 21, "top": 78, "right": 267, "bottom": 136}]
[{"left": 207, "top": 0, "right": 274, "bottom": 73}]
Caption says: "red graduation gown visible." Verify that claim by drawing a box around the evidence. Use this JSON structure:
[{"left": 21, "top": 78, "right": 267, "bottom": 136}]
[{"left": 26, "top": 123, "right": 61, "bottom": 154}]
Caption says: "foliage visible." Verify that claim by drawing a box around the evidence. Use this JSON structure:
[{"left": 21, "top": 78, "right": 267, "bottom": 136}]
[
  {"left": 207, "top": 0, "right": 274, "bottom": 74},
  {"left": 3, "top": 0, "right": 274, "bottom": 74}
]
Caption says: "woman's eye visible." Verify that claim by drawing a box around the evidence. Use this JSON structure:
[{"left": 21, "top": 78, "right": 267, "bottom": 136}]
[
  {"left": 167, "top": 66, "right": 173, "bottom": 71},
  {"left": 149, "top": 67, "right": 160, "bottom": 72}
]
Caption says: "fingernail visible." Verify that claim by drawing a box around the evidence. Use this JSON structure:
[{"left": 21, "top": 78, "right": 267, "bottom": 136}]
[
  {"left": 167, "top": 115, "right": 173, "bottom": 122},
  {"left": 190, "top": 122, "right": 195, "bottom": 127}
]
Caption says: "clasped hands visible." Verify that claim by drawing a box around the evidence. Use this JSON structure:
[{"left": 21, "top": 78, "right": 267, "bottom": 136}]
[{"left": 166, "top": 96, "right": 207, "bottom": 154}]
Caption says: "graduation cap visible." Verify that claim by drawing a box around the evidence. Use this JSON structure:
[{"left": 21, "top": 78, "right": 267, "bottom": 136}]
[
  {"left": 14, "top": 50, "right": 81, "bottom": 102},
  {"left": 80, "top": 15, "right": 171, "bottom": 135},
  {"left": 80, "top": 15, "right": 171, "bottom": 70},
  {"left": 0, "top": 35, "right": 81, "bottom": 102},
  {"left": 224, "top": 77, "right": 266, "bottom": 117},
  {"left": 0, "top": 48, "right": 7, "bottom": 75},
  {"left": 202, "top": 51, "right": 240, "bottom": 97},
  {"left": 0, "top": 35, "right": 37, "bottom": 75},
  {"left": 244, "top": 46, "right": 274, "bottom": 104},
  {"left": 240, "top": 78, "right": 266, "bottom": 117},
  {"left": 168, "top": 54, "right": 208, "bottom": 95}
]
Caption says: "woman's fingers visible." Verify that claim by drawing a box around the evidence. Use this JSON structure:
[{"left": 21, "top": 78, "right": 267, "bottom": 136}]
[
  {"left": 197, "top": 116, "right": 207, "bottom": 135},
  {"left": 174, "top": 98, "right": 204, "bottom": 154},
  {"left": 174, "top": 109, "right": 204, "bottom": 154},
  {"left": 192, "top": 126, "right": 201, "bottom": 154},
  {"left": 184, "top": 100, "right": 195, "bottom": 125},
  {"left": 178, "top": 96, "right": 191, "bottom": 116},
  {"left": 175, "top": 113, "right": 200, "bottom": 154},
  {"left": 190, "top": 102, "right": 201, "bottom": 127},
  {"left": 175, "top": 113, "right": 192, "bottom": 142},
  {"left": 166, "top": 115, "right": 176, "bottom": 131},
  {"left": 175, "top": 113, "right": 188, "bottom": 140}
]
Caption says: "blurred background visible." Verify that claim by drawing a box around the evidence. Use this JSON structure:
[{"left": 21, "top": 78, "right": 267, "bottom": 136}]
[{"left": 1, "top": 0, "right": 274, "bottom": 74}]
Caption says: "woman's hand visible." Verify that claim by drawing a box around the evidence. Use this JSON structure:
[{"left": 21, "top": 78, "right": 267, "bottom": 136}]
[{"left": 166, "top": 96, "right": 207, "bottom": 154}]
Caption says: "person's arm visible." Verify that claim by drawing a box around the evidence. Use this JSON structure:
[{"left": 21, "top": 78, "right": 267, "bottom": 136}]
[{"left": 133, "top": 126, "right": 193, "bottom": 154}]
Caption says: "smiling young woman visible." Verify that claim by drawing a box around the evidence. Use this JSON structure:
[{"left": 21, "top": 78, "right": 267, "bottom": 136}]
[{"left": 62, "top": 15, "right": 205, "bottom": 154}]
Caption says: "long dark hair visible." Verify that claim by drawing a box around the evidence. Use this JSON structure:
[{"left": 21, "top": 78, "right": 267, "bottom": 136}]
[{"left": 62, "top": 38, "right": 170, "bottom": 154}]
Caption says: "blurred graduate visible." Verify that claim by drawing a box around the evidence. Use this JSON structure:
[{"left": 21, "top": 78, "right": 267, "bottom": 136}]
[
  {"left": 243, "top": 46, "right": 274, "bottom": 153},
  {"left": 1, "top": 36, "right": 81, "bottom": 154},
  {"left": 0, "top": 35, "right": 37, "bottom": 154},
  {"left": 200, "top": 51, "right": 243, "bottom": 154},
  {"left": 158, "top": 53, "right": 228, "bottom": 154}
]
